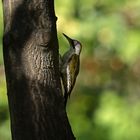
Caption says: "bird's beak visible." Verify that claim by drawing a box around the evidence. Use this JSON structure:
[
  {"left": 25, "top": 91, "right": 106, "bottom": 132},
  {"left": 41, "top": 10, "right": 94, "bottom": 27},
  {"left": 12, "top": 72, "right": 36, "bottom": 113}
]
[{"left": 63, "top": 33, "right": 74, "bottom": 48}]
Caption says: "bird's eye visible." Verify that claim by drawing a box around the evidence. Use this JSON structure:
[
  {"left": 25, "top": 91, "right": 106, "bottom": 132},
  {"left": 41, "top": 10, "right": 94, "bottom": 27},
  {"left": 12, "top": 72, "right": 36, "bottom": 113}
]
[{"left": 73, "top": 41, "right": 78, "bottom": 46}]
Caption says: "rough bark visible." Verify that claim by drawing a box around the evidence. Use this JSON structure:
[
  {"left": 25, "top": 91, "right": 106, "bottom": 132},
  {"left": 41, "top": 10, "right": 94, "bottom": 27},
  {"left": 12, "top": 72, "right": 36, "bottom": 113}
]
[{"left": 2, "top": 0, "right": 75, "bottom": 140}]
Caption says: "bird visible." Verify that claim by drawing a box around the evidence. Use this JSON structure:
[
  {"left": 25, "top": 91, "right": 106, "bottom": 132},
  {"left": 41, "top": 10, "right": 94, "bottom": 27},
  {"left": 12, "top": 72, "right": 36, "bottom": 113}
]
[{"left": 60, "top": 33, "right": 82, "bottom": 106}]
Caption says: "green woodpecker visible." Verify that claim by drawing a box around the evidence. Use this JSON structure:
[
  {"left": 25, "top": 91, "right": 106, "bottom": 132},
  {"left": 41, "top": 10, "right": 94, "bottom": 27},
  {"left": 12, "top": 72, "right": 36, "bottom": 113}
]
[{"left": 61, "top": 33, "right": 82, "bottom": 106}]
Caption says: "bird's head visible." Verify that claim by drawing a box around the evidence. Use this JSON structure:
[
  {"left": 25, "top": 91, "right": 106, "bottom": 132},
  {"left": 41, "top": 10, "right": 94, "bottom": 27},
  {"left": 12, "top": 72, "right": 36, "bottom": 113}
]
[{"left": 63, "top": 33, "right": 82, "bottom": 55}]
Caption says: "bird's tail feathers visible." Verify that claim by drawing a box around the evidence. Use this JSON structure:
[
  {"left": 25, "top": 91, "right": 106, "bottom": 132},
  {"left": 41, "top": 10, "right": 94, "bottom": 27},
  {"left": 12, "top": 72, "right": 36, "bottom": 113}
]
[
  {"left": 64, "top": 89, "right": 72, "bottom": 106},
  {"left": 64, "top": 91, "right": 68, "bottom": 106}
]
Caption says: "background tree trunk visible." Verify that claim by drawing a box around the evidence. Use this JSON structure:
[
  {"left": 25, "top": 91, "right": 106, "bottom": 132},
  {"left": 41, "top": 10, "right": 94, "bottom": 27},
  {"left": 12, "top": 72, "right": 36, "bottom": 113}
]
[{"left": 2, "top": 0, "right": 75, "bottom": 140}]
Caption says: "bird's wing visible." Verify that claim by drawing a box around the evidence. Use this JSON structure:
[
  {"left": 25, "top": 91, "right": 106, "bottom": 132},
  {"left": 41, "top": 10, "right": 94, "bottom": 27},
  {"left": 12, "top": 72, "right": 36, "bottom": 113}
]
[
  {"left": 66, "top": 54, "right": 79, "bottom": 96},
  {"left": 61, "top": 50, "right": 73, "bottom": 91}
]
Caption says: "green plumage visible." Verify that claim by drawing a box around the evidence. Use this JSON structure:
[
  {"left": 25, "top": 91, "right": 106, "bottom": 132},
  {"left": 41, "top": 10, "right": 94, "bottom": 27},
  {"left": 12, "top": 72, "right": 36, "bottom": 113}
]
[
  {"left": 63, "top": 54, "right": 79, "bottom": 90},
  {"left": 61, "top": 52, "right": 80, "bottom": 105},
  {"left": 60, "top": 33, "right": 82, "bottom": 106}
]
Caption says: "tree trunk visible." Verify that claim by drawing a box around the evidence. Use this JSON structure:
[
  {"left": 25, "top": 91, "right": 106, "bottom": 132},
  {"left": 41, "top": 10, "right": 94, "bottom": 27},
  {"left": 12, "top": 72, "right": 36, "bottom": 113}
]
[{"left": 2, "top": 0, "right": 75, "bottom": 140}]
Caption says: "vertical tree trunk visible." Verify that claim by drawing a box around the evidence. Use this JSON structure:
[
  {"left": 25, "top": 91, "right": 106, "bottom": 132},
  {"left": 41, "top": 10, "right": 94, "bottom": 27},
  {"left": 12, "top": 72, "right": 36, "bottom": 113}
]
[{"left": 2, "top": 0, "right": 75, "bottom": 140}]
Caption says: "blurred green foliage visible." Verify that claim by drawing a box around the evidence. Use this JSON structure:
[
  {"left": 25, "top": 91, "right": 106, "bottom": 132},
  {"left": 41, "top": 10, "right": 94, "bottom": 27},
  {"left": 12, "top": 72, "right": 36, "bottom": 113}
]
[{"left": 0, "top": 0, "right": 140, "bottom": 140}]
